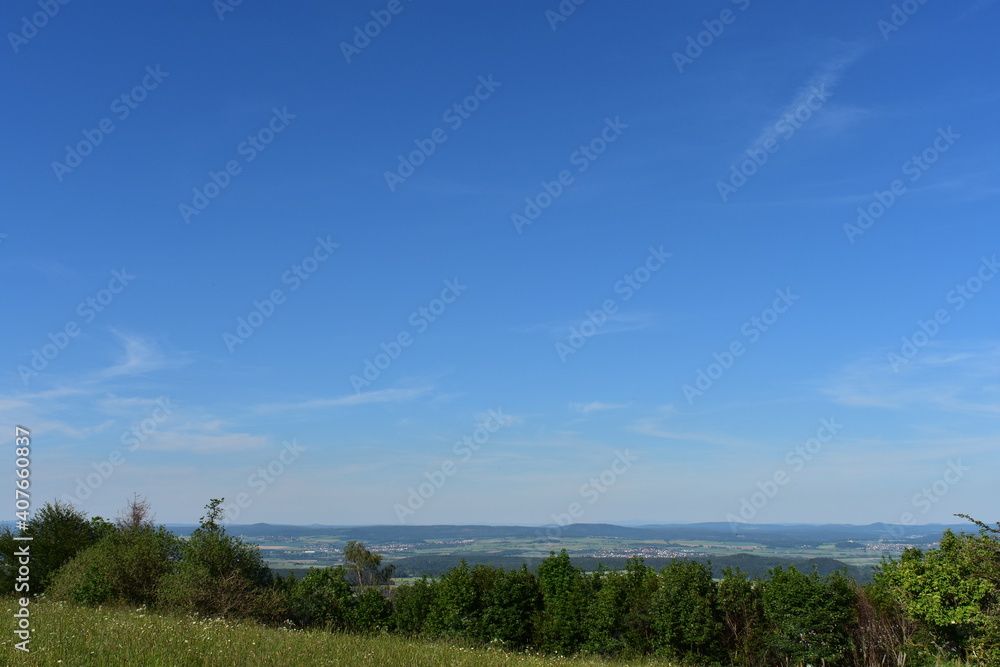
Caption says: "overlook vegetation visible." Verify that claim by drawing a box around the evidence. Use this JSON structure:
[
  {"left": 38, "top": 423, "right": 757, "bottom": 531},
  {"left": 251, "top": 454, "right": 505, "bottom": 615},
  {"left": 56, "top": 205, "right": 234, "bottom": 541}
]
[{"left": 2, "top": 497, "right": 998, "bottom": 665}]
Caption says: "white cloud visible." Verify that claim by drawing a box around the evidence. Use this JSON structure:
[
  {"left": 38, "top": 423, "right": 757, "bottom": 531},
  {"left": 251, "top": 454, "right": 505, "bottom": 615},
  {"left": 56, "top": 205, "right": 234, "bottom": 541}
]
[
  {"left": 98, "top": 330, "right": 173, "bottom": 379},
  {"left": 517, "top": 311, "right": 658, "bottom": 339},
  {"left": 258, "top": 386, "right": 433, "bottom": 412},
  {"left": 825, "top": 341, "right": 1000, "bottom": 415},
  {"left": 139, "top": 430, "right": 269, "bottom": 454},
  {"left": 745, "top": 47, "right": 867, "bottom": 154},
  {"left": 569, "top": 401, "right": 628, "bottom": 414},
  {"left": 628, "top": 418, "right": 757, "bottom": 449}
]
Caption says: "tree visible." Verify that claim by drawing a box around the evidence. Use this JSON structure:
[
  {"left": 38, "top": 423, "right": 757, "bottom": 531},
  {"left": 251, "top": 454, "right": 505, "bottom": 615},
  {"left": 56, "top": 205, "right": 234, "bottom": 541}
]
[
  {"left": 652, "top": 559, "right": 722, "bottom": 661},
  {"left": 717, "top": 567, "right": 767, "bottom": 667},
  {"left": 157, "top": 498, "right": 278, "bottom": 620},
  {"left": 760, "top": 566, "right": 856, "bottom": 666},
  {"left": 391, "top": 575, "right": 436, "bottom": 635},
  {"left": 343, "top": 540, "right": 394, "bottom": 592},
  {"left": 850, "top": 580, "right": 918, "bottom": 667},
  {"left": 585, "top": 557, "right": 659, "bottom": 656},
  {"left": 535, "top": 550, "right": 591, "bottom": 654},
  {"left": 874, "top": 523, "right": 1000, "bottom": 662},
  {"left": 43, "top": 496, "right": 177, "bottom": 607},
  {"left": 47, "top": 524, "right": 181, "bottom": 607},
  {"left": 349, "top": 588, "right": 392, "bottom": 632},
  {"left": 0, "top": 500, "right": 108, "bottom": 594},
  {"left": 283, "top": 566, "right": 354, "bottom": 629},
  {"left": 476, "top": 565, "right": 541, "bottom": 648},
  {"left": 116, "top": 492, "right": 155, "bottom": 532},
  {"left": 425, "top": 559, "right": 478, "bottom": 637}
]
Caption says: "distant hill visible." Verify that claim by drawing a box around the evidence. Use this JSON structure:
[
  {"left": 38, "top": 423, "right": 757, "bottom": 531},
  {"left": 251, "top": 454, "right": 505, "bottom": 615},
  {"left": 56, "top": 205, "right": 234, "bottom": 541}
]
[{"left": 211, "top": 521, "right": 971, "bottom": 547}]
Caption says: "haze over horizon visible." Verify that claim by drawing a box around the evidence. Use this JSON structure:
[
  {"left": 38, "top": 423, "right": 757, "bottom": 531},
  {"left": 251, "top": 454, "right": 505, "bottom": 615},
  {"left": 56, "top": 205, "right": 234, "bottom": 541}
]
[{"left": 4, "top": 1, "right": 998, "bottom": 527}]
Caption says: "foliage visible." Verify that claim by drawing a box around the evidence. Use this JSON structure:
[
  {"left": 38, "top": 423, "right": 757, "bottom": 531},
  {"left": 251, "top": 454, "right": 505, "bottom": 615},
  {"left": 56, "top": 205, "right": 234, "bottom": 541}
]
[
  {"left": 476, "top": 565, "right": 542, "bottom": 648},
  {"left": 390, "top": 575, "right": 436, "bottom": 635},
  {"left": 344, "top": 540, "right": 395, "bottom": 592},
  {"left": 281, "top": 565, "right": 355, "bottom": 629},
  {"left": 874, "top": 522, "right": 1000, "bottom": 662},
  {"left": 157, "top": 498, "right": 278, "bottom": 621},
  {"left": 11, "top": 496, "right": 1000, "bottom": 665},
  {"left": 583, "top": 558, "right": 659, "bottom": 657},
  {"left": 652, "top": 558, "right": 722, "bottom": 662},
  {"left": 535, "top": 550, "right": 592, "bottom": 655},
  {"left": 0, "top": 500, "right": 110, "bottom": 593},
  {"left": 760, "top": 566, "right": 856, "bottom": 666},
  {"left": 425, "top": 559, "right": 478, "bottom": 637},
  {"left": 717, "top": 567, "right": 770, "bottom": 667},
  {"left": 47, "top": 523, "right": 181, "bottom": 607},
  {"left": 350, "top": 587, "right": 392, "bottom": 632}
]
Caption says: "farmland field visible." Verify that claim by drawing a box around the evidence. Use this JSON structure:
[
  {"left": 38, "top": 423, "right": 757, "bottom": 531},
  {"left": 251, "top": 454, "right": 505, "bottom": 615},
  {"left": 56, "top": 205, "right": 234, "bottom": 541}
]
[{"left": 189, "top": 522, "right": 964, "bottom": 581}]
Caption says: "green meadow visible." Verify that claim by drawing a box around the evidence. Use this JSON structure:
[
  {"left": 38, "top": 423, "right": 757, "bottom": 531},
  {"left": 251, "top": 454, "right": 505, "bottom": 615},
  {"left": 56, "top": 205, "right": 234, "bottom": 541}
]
[{"left": 3, "top": 598, "right": 674, "bottom": 667}]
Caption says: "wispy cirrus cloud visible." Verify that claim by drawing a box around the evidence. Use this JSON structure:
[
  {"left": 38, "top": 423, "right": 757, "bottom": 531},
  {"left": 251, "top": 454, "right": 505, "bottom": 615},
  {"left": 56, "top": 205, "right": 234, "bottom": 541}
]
[
  {"left": 824, "top": 341, "right": 1000, "bottom": 414},
  {"left": 744, "top": 47, "right": 867, "bottom": 155},
  {"left": 570, "top": 401, "right": 629, "bottom": 414},
  {"left": 138, "top": 425, "right": 269, "bottom": 454},
  {"left": 257, "top": 386, "right": 433, "bottom": 413},
  {"left": 98, "top": 329, "right": 181, "bottom": 379},
  {"left": 628, "top": 404, "right": 757, "bottom": 449},
  {"left": 629, "top": 418, "right": 757, "bottom": 449}
]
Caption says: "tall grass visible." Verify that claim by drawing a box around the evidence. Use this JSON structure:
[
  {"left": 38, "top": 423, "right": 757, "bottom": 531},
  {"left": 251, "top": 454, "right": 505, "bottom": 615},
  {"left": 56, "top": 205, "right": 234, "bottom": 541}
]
[{"left": 2, "top": 597, "right": 674, "bottom": 666}]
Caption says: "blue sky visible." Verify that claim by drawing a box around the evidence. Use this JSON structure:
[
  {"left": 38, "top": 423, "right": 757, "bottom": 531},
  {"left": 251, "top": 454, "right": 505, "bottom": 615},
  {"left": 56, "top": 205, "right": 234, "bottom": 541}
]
[{"left": 3, "top": 0, "right": 998, "bottom": 527}]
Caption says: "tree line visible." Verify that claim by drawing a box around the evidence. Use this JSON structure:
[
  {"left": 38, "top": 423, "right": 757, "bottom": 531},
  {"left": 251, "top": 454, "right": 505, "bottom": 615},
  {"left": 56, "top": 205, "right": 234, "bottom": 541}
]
[{"left": 1, "top": 497, "right": 998, "bottom": 665}]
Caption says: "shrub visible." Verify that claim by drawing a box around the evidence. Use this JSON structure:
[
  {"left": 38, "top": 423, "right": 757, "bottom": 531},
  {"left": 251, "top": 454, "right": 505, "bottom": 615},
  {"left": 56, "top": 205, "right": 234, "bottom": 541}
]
[
  {"left": 583, "top": 558, "right": 658, "bottom": 657},
  {"left": 875, "top": 526, "right": 1000, "bottom": 662},
  {"left": 535, "top": 550, "right": 592, "bottom": 655},
  {"left": 350, "top": 588, "right": 391, "bottom": 632},
  {"left": 477, "top": 565, "right": 542, "bottom": 649},
  {"left": 0, "top": 501, "right": 111, "bottom": 593},
  {"left": 390, "top": 576, "right": 436, "bottom": 635},
  {"left": 283, "top": 566, "right": 354, "bottom": 629},
  {"left": 652, "top": 559, "right": 722, "bottom": 662},
  {"left": 761, "top": 566, "right": 856, "bottom": 666},
  {"left": 47, "top": 524, "right": 180, "bottom": 607},
  {"left": 717, "top": 567, "right": 767, "bottom": 667},
  {"left": 425, "top": 559, "right": 477, "bottom": 637},
  {"left": 157, "top": 499, "right": 277, "bottom": 621}
]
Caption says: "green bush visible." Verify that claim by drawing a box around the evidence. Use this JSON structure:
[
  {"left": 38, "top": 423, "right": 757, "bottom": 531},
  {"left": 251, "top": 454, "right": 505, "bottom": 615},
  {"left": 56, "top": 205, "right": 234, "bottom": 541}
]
[
  {"left": 717, "top": 567, "right": 767, "bottom": 667},
  {"left": 350, "top": 588, "right": 392, "bottom": 632},
  {"left": 282, "top": 566, "right": 354, "bottom": 629},
  {"left": 652, "top": 559, "right": 722, "bottom": 662},
  {"left": 0, "top": 501, "right": 112, "bottom": 594},
  {"left": 761, "top": 566, "right": 856, "bottom": 666},
  {"left": 425, "top": 559, "right": 477, "bottom": 637},
  {"left": 157, "top": 499, "right": 279, "bottom": 621},
  {"left": 47, "top": 524, "right": 180, "bottom": 607},
  {"left": 583, "top": 558, "right": 658, "bottom": 657},
  {"left": 390, "top": 576, "right": 436, "bottom": 635},
  {"left": 476, "top": 565, "right": 542, "bottom": 649},
  {"left": 875, "top": 526, "right": 1000, "bottom": 663},
  {"left": 535, "top": 550, "right": 592, "bottom": 655}
]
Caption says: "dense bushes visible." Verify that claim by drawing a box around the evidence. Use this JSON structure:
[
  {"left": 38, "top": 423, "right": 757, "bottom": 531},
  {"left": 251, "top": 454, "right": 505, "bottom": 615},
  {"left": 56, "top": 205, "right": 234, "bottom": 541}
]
[
  {"left": 47, "top": 524, "right": 181, "bottom": 606},
  {"left": 157, "top": 499, "right": 283, "bottom": 621},
  {"left": 7, "top": 499, "right": 1000, "bottom": 666},
  {"left": 653, "top": 559, "right": 723, "bottom": 661},
  {"left": 0, "top": 500, "right": 113, "bottom": 593},
  {"left": 873, "top": 524, "right": 1000, "bottom": 664}
]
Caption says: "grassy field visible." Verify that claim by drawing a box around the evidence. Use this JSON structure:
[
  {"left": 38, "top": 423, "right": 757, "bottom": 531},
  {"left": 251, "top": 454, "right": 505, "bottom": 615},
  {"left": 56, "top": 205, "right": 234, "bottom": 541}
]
[{"left": 2, "top": 598, "right": 675, "bottom": 666}]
